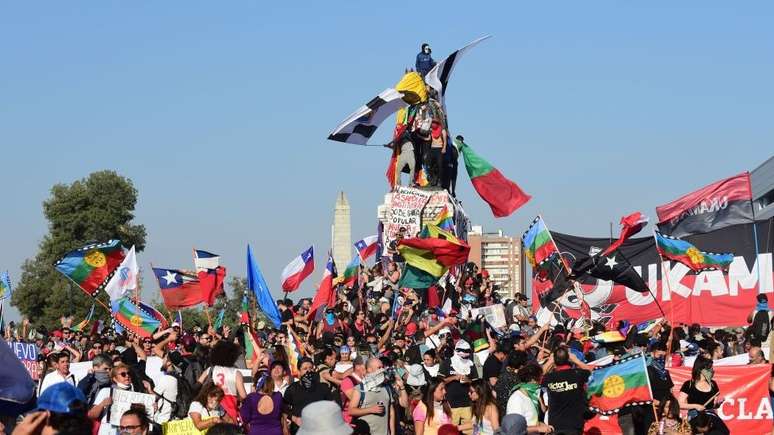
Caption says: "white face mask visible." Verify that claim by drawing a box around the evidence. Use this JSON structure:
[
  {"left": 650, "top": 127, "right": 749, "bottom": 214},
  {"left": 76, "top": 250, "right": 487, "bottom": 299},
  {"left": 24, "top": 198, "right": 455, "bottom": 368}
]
[{"left": 424, "top": 47, "right": 430, "bottom": 54}]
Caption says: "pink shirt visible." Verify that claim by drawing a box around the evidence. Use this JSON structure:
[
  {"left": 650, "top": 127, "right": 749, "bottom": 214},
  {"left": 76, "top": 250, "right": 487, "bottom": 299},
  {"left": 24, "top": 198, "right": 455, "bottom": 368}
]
[
  {"left": 412, "top": 401, "right": 452, "bottom": 435},
  {"left": 341, "top": 376, "right": 358, "bottom": 424}
]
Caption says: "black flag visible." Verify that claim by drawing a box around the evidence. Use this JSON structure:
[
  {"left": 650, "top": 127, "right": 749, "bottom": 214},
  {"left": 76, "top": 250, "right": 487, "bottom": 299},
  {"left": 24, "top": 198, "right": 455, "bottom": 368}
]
[
  {"left": 539, "top": 256, "right": 573, "bottom": 307},
  {"left": 571, "top": 251, "right": 649, "bottom": 293}
]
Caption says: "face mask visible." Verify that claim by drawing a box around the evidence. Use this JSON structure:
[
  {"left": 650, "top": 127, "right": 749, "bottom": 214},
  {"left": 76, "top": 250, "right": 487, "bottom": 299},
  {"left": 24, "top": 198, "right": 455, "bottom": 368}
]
[
  {"left": 114, "top": 382, "right": 130, "bottom": 390},
  {"left": 369, "top": 344, "right": 378, "bottom": 354},
  {"left": 94, "top": 371, "right": 110, "bottom": 384},
  {"left": 701, "top": 369, "right": 714, "bottom": 382},
  {"left": 424, "top": 47, "right": 430, "bottom": 54},
  {"left": 326, "top": 313, "right": 335, "bottom": 325}
]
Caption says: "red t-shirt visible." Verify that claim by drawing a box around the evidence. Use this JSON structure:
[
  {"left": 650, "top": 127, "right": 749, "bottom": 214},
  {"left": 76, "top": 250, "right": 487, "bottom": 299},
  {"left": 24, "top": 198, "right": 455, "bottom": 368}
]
[{"left": 340, "top": 375, "right": 359, "bottom": 424}]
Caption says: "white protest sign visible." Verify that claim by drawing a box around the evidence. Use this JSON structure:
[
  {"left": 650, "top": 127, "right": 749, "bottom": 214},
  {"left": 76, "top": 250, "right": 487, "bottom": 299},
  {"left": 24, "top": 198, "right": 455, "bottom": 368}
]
[
  {"left": 470, "top": 304, "right": 506, "bottom": 329},
  {"left": 384, "top": 186, "right": 451, "bottom": 243},
  {"left": 69, "top": 362, "right": 92, "bottom": 384},
  {"left": 145, "top": 356, "right": 164, "bottom": 387},
  {"left": 239, "top": 369, "right": 253, "bottom": 393},
  {"left": 109, "top": 388, "right": 155, "bottom": 426},
  {"left": 535, "top": 307, "right": 558, "bottom": 327}
]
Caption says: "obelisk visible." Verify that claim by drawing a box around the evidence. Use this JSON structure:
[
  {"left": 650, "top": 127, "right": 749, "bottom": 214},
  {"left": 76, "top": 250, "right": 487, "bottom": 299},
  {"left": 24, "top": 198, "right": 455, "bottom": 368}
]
[{"left": 332, "top": 191, "right": 352, "bottom": 272}]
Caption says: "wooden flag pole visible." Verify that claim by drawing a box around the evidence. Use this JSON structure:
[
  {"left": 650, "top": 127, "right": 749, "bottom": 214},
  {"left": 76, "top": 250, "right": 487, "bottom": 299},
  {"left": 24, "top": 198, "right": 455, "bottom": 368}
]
[{"left": 652, "top": 231, "right": 678, "bottom": 359}]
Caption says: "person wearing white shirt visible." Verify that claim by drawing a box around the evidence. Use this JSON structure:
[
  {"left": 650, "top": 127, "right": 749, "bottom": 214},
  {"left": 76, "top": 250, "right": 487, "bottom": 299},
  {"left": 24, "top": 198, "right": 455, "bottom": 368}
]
[
  {"left": 153, "top": 354, "right": 179, "bottom": 423},
  {"left": 88, "top": 363, "right": 137, "bottom": 435},
  {"left": 38, "top": 352, "right": 76, "bottom": 395}
]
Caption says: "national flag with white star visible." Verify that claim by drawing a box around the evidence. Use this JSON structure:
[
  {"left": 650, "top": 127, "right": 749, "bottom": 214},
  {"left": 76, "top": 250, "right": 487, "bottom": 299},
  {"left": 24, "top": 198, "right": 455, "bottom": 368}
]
[
  {"left": 571, "top": 250, "right": 649, "bottom": 293},
  {"left": 152, "top": 267, "right": 208, "bottom": 309}
]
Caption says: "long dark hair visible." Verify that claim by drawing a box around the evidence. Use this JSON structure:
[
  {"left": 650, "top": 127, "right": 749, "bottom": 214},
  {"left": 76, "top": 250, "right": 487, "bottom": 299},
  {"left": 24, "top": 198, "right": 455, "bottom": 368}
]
[
  {"left": 469, "top": 379, "right": 497, "bottom": 423},
  {"left": 422, "top": 381, "right": 451, "bottom": 424},
  {"left": 691, "top": 356, "right": 713, "bottom": 383},
  {"left": 657, "top": 394, "right": 682, "bottom": 421}
]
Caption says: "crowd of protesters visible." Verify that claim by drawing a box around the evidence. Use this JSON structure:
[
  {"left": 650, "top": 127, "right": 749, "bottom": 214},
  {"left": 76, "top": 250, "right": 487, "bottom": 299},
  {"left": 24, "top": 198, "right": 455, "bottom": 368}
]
[{"left": 2, "top": 257, "right": 774, "bottom": 435}]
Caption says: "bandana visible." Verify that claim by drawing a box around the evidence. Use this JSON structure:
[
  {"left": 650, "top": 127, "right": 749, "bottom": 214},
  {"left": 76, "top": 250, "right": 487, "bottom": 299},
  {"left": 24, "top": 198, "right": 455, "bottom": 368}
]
[
  {"left": 431, "top": 123, "right": 442, "bottom": 139},
  {"left": 514, "top": 382, "right": 540, "bottom": 412},
  {"left": 450, "top": 340, "right": 473, "bottom": 376},
  {"left": 757, "top": 301, "right": 769, "bottom": 312},
  {"left": 647, "top": 356, "right": 668, "bottom": 381}
]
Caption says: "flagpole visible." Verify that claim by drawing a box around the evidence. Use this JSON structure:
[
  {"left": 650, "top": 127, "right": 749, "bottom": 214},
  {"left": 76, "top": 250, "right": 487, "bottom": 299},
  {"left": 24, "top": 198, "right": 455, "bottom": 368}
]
[
  {"left": 539, "top": 215, "right": 572, "bottom": 275},
  {"left": 652, "top": 230, "right": 678, "bottom": 359},
  {"left": 612, "top": 248, "right": 666, "bottom": 319},
  {"left": 747, "top": 173, "right": 763, "bottom": 295},
  {"left": 59, "top": 273, "right": 113, "bottom": 314}
]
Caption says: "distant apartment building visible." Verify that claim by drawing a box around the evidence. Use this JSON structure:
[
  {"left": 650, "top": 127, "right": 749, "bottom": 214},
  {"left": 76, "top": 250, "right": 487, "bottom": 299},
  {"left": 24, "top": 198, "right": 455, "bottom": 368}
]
[{"left": 467, "top": 225, "right": 525, "bottom": 299}]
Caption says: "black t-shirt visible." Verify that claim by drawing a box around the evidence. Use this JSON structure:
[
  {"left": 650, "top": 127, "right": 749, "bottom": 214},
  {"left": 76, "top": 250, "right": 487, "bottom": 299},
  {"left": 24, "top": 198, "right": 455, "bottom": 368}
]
[
  {"left": 647, "top": 366, "right": 674, "bottom": 402},
  {"left": 281, "top": 309, "right": 293, "bottom": 323},
  {"left": 482, "top": 354, "right": 502, "bottom": 380},
  {"left": 541, "top": 368, "right": 590, "bottom": 432},
  {"left": 680, "top": 380, "right": 720, "bottom": 408},
  {"left": 283, "top": 381, "right": 334, "bottom": 434},
  {"left": 439, "top": 359, "right": 479, "bottom": 408}
]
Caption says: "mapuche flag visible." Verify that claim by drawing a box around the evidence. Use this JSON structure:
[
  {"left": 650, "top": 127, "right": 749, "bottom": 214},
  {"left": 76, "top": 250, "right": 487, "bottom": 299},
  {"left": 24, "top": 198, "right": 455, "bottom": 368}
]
[
  {"left": 458, "top": 138, "right": 531, "bottom": 218},
  {"left": 111, "top": 296, "right": 164, "bottom": 338},
  {"left": 522, "top": 216, "right": 562, "bottom": 280},
  {"left": 654, "top": 231, "right": 734, "bottom": 272},
  {"left": 656, "top": 172, "right": 753, "bottom": 238},
  {"left": 55, "top": 240, "right": 125, "bottom": 297},
  {"left": 587, "top": 353, "right": 653, "bottom": 415}
]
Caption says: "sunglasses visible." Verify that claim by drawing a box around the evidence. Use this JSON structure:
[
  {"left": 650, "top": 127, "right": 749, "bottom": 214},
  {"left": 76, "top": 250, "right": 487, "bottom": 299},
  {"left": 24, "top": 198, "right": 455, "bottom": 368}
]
[
  {"left": 119, "top": 424, "right": 141, "bottom": 432},
  {"left": 116, "top": 372, "right": 130, "bottom": 378},
  {"left": 200, "top": 336, "right": 211, "bottom": 341}
]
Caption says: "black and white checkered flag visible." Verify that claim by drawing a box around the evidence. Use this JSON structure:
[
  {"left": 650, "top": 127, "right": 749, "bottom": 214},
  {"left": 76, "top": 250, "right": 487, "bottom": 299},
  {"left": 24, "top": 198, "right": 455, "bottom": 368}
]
[
  {"left": 328, "top": 88, "right": 408, "bottom": 144},
  {"left": 425, "top": 35, "right": 491, "bottom": 103}
]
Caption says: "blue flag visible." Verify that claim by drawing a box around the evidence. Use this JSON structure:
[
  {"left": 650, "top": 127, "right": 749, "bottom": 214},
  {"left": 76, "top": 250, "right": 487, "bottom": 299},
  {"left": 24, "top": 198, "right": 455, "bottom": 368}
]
[
  {"left": 247, "top": 244, "right": 282, "bottom": 328},
  {"left": 0, "top": 272, "right": 11, "bottom": 300}
]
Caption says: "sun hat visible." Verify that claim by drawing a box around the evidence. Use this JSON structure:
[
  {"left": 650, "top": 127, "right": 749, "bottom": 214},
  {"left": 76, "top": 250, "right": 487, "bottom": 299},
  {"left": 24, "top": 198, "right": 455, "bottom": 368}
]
[
  {"left": 36, "top": 382, "right": 86, "bottom": 414},
  {"left": 296, "top": 400, "right": 352, "bottom": 435}
]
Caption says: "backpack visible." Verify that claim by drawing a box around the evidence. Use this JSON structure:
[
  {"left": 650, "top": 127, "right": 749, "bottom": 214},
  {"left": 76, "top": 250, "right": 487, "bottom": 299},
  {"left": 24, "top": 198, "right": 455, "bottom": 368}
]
[
  {"left": 751, "top": 310, "right": 770, "bottom": 340},
  {"left": 156, "top": 373, "right": 194, "bottom": 420}
]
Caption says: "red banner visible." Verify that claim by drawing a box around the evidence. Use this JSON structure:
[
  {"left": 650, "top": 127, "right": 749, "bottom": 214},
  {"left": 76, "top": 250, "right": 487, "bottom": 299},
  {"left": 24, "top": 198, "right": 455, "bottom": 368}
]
[
  {"left": 532, "top": 220, "right": 773, "bottom": 327},
  {"left": 584, "top": 364, "right": 772, "bottom": 434},
  {"left": 669, "top": 364, "right": 772, "bottom": 435}
]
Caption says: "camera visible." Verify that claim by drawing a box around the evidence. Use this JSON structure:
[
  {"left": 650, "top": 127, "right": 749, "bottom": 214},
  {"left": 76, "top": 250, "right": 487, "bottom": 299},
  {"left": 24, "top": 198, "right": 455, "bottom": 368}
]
[{"left": 382, "top": 367, "right": 397, "bottom": 383}]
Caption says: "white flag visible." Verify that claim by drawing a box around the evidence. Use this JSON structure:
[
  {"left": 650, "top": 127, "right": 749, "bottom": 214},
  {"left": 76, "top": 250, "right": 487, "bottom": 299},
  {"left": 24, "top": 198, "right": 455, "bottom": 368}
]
[{"left": 104, "top": 245, "right": 138, "bottom": 302}]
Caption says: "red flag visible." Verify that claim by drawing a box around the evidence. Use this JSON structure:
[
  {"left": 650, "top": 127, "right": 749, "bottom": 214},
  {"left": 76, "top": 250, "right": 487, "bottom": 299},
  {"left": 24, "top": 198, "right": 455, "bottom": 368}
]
[
  {"left": 199, "top": 266, "right": 226, "bottom": 306},
  {"left": 601, "top": 212, "right": 649, "bottom": 256},
  {"left": 307, "top": 253, "right": 336, "bottom": 321}
]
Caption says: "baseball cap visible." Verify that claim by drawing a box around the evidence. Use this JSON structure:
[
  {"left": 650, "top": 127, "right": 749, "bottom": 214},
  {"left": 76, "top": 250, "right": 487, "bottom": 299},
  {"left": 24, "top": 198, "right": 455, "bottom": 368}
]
[
  {"left": 481, "top": 269, "right": 490, "bottom": 278},
  {"left": 36, "top": 382, "right": 86, "bottom": 414}
]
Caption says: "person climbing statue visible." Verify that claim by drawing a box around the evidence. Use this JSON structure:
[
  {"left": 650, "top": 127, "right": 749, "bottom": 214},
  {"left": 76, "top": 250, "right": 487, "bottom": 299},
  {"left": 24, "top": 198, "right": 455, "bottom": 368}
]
[
  {"left": 416, "top": 43, "right": 436, "bottom": 77},
  {"left": 427, "top": 120, "right": 447, "bottom": 188}
]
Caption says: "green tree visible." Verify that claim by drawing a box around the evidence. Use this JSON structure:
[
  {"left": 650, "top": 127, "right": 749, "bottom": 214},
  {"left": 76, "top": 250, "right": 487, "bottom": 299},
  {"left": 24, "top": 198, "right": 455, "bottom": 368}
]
[{"left": 11, "top": 171, "right": 146, "bottom": 329}]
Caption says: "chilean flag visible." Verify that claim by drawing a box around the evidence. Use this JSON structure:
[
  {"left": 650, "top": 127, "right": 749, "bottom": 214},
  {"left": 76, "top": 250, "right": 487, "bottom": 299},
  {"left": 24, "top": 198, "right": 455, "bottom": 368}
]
[
  {"left": 280, "top": 246, "right": 314, "bottom": 292},
  {"left": 308, "top": 253, "right": 336, "bottom": 321},
  {"left": 153, "top": 268, "right": 206, "bottom": 309},
  {"left": 354, "top": 235, "right": 379, "bottom": 260}
]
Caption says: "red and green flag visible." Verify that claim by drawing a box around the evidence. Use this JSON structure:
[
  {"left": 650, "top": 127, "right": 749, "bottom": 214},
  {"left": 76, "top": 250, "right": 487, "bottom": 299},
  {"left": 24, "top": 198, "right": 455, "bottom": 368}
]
[
  {"left": 587, "top": 353, "right": 653, "bottom": 415},
  {"left": 244, "top": 327, "right": 262, "bottom": 366},
  {"left": 654, "top": 231, "right": 734, "bottom": 272},
  {"left": 111, "top": 296, "right": 163, "bottom": 338},
  {"left": 340, "top": 255, "right": 361, "bottom": 288},
  {"left": 55, "top": 240, "right": 125, "bottom": 297},
  {"left": 457, "top": 138, "right": 531, "bottom": 218}
]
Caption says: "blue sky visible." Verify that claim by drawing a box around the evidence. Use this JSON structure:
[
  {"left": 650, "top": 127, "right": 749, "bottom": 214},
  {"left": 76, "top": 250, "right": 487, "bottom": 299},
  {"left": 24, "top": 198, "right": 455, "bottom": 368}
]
[{"left": 2, "top": 3, "right": 772, "bottom": 322}]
